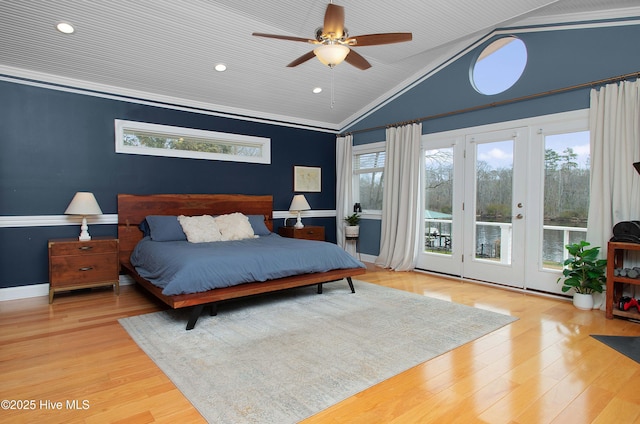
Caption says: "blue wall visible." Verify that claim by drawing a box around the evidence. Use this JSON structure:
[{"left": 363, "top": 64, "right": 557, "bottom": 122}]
[
  {"left": 0, "top": 80, "right": 336, "bottom": 288},
  {"left": 345, "top": 21, "right": 640, "bottom": 255},
  {"left": 3, "top": 19, "right": 640, "bottom": 289}
]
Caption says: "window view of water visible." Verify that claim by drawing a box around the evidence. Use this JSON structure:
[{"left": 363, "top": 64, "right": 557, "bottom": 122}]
[
  {"left": 423, "top": 130, "right": 590, "bottom": 276},
  {"left": 425, "top": 219, "right": 587, "bottom": 268}
]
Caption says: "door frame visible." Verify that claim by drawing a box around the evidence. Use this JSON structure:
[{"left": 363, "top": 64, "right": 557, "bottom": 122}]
[{"left": 417, "top": 109, "right": 589, "bottom": 293}]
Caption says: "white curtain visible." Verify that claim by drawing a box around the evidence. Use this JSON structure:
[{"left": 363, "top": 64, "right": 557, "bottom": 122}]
[
  {"left": 336, "top": 134, "right": 353, "bottom": 249},
  {"left": 587, "top": 79, "right": 640, "bottom": 250},
  {"left": 375, "top": 123, "right": 422, "bottom": 271}
]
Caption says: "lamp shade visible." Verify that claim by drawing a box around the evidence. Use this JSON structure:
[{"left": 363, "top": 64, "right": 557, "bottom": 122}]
[
  {"left": 289, "top": 194, "right": 311, "bottom": 212},
  {"left": 313, "top": 44, "right": 350, "bottom": 67},
  {"left": 64, "top": 192, "right": 103, "bottom": 216}
]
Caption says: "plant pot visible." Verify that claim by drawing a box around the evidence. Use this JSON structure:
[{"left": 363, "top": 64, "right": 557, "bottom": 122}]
[
  {"left": 573, "top": 293, "right": 594, "bottom": 310},
  {"left": 345, "top": 225, "right": 360, "bottom": 238}
]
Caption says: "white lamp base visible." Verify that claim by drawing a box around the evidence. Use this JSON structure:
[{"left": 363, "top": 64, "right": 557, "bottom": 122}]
[
  {"left": 78, "top": 216, "right": 92, "bottom": 241},
  {"left": 294, "top": 211, "right": 304, "bottom": 229}
]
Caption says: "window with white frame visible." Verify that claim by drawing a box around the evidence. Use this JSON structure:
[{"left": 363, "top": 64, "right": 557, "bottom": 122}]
[
  {"left": 353, "top": 142, "right": 385, "bottom": 214},
  {"left": 115, "top": 119, "right": 271, "bottom": 164}
]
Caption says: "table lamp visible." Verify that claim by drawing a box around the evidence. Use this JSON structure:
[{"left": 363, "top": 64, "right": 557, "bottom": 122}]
[
  {"left": 289, "top": 194, "right": 311, "bottom": 229},
  {"left": 65, "top": 192, "right": 103, "bottom": 241}
]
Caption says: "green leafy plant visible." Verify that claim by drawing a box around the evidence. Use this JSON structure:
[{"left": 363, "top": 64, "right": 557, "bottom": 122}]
[
  {"left": 343, "top": 213, "right": 361, "bottom": 226},
  {"left": 556, "top": 241, "right": 607, "bottom": 294}
]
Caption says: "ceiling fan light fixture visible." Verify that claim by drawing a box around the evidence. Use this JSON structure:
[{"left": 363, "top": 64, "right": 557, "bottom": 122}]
[{"left": 313, "top": 44, "right": 350, "bottom": 67}]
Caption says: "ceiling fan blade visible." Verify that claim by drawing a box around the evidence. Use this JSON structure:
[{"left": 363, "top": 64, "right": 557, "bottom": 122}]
[
  {"left": 345, "top": 50, "right": 371, "bottom": 70},
  {"left": 287, "top": 51, "right": 317, "bottom": 67},
  {"left": 252, "top": 33, "right": 316, "bottom": 44},
  {"left": 346, "top": 32, "right": 413, "bottom": 46},
  {"left": 323, "top": 4, "right": 345, "bottom": 39}
]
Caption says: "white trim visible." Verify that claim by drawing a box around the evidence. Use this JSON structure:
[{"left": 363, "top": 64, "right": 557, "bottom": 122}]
[
  {"left": 115, "top": 119, "right": 271, "bottom": 165},
  {"left": 0, "top": 214, "right": 117, "bottom": 228},
  {"left": 422, "top": 108, "right": 589, "bottom": 141},
  {"left": 512, "top": 7, "right": 640, "bottom": 29},
  {"left": 0, "top": 68, "right": 340, "bottom": 134},
  {"left": 0, "top": 276, "right": 135, "bottom": 302},
  {"left": 0, "top": 283, "right": 49, "bottom": 301},
  {"left": 0, "top": 211, "right": 336, "bottom": 228},
  {"left": 339, "top": 14, "right": 640, "bottom": 132},
  {"left": 353, "top": 141, "right": 385, "bottom": 154}
]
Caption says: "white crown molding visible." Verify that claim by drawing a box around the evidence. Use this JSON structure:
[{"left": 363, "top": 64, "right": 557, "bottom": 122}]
[
  {"left": 0, "top": 67, "right": 340, "bottom": 134},
  {"left": 339, "top": 11, "right": 640, "bottom": 132},
  {"left": 513, "top": 6, "right": 640, "bottom": 28}
]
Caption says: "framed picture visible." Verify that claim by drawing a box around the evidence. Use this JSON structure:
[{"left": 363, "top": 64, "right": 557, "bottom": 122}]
[{"left": 293, "top": 166, "right": 321, "bottom": 192}]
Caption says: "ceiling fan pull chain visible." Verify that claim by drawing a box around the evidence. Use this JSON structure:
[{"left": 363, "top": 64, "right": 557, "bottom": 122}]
[{"left": 331, "top": 66, "right": 335, "bottom": 109}]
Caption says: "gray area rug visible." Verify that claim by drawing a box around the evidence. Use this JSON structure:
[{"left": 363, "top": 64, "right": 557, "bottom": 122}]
[
  {"left": 591, "top": 335, "right": 640, "bottom": 364},
  {"left": 119, "top": 280, "right": 517, "bottom": 423}
]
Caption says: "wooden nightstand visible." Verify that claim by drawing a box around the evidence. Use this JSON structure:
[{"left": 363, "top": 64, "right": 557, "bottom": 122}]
[
  {"left": 48, "top": 237, "right": 120, "bottom": 303},
  {"left": 278, "top": 226, "right": 325, "bottom": 241}
]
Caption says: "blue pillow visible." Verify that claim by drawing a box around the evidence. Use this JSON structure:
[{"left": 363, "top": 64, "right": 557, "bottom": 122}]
[
  {"left": 247, "top": 215, "right": 271, "bottom": 236},
  {"left": 145, "top": 215, "right": 187, "bottom": 241},
  {"left": 139, "top": 219, "right": 151, "bottom": 237}
]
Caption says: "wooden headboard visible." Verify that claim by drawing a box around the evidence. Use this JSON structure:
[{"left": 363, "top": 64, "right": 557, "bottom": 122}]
[{"left": 117, "top": 194, "right": 273, "bottom": 266}]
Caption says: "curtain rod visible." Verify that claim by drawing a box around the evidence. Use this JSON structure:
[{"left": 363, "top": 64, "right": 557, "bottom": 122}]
[{"left": 341, "top": 70, "right": 640, "bottom": 137}]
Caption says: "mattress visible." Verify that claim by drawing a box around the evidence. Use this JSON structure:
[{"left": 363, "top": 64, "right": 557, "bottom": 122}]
[{"left": 130, "top": 233, "right": 365, "bottom": 295}]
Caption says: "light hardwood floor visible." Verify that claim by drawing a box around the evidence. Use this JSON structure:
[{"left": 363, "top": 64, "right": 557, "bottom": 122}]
[{"left": 2, "top": 264, "right": 640, "bottom": 423}]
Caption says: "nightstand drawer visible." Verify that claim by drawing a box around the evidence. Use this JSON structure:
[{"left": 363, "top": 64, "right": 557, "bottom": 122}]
[
  {"left": 278, "top": 226, "right": 325, "bottom": 241},
  {"left": 50, "top": 253, "right": 119, "bottom": 286},
  {"left": 297, "top": 227, "right": 324, "bottom": 240},
  {"left": 49, "top": 239, "right": 118, "bottom": 256}
]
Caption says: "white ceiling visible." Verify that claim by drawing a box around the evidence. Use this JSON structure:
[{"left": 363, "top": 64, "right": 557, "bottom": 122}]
[{"left": 1, "top": 0, "right": 639, "bottom": 132}]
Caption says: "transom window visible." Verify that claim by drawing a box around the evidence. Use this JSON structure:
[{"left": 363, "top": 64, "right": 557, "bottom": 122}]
[{"left": 115, "top": 119, "right": 271, "bottom": 164}]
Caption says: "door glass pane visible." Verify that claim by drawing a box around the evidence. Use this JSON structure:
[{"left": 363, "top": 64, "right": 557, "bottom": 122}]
[
  {"left": 424, "top": 148, "right": 453, "bottom": 255},
  {"left": 475, "top": 140, "right": 513, "bottom": 263},
  {"left": 542, "top": 131, "right": 590, "bottom": 269}
]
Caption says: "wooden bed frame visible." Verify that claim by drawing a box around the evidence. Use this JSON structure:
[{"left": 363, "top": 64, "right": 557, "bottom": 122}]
[{"left": 117, "top": 194, "right": 366, "bottom": 330}]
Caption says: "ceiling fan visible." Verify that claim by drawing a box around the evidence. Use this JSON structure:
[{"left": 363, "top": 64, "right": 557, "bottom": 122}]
[{"left": 252, "top": 3, "right": 412, "bottom": 70}]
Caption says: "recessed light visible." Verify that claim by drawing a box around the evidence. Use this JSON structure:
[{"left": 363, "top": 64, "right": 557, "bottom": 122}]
[
  {"left": 214, "top": 64, "right": 227, "bottom": 72},
  {"left": 312, "top": 87, "right": 322, "bottom": 94},
  {"left": 56, "top": 22, "right": 75, "bottom": 34}
]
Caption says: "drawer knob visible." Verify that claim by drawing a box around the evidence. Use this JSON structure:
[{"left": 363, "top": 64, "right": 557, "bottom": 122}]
[
  {"left": 78, "top": 246, "right": 94, "bottom": 251},
  {"left": 79, "top": 267, "right": 94, "bottom": 272}
]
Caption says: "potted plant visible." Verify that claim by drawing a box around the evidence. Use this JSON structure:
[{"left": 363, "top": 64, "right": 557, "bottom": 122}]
[
  {"left": 556, "top": 241, "right": 607, "bottom": 310},
  {"left": 344, "top": 213, "right": 361, "bottom": 238}
]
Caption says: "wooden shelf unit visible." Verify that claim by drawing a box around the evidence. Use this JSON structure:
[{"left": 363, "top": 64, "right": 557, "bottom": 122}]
[{"left": 606, "top": 241, "right": 640, "bottom": 320}]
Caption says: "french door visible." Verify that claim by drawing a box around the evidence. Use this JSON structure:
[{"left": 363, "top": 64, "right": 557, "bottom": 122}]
[
  {"left": 417, "top": 111, "right": 590, "bottom": 294},
  {"left": 461, "top": 128, "right": 527, "bottom": 287}
]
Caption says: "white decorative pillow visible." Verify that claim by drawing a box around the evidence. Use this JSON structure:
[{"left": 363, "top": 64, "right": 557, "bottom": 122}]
[
  {"left": 214, "top": 212, "right": 255, "bottom": 241},
  {"left": 177, "top": 215, "right": 223, "bottom": 243}
]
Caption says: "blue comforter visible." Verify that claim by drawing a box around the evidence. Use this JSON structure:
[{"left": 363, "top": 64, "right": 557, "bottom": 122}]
[{"left": 130, "top": 233, "right": 365, "bottom": 295}]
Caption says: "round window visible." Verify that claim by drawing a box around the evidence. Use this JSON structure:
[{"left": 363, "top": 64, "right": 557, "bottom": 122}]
[{"left": 471, "top": 36, "right": 527, "bottom": 95}]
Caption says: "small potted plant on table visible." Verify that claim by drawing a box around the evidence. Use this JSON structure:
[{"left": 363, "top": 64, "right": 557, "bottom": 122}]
[
  {"left": 344, "top": 213, "right": 361, "bottom": 238},
  {"left": 557, "top": 241, "right": 607, "bottom": 310}
]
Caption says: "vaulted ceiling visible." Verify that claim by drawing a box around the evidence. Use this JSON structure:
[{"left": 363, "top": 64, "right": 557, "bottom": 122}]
[{"left": 1, "top": 0, "right": 638, "bottom": 131}]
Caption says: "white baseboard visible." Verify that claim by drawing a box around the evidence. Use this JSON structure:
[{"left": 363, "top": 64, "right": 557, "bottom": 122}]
[
  {"left": 0, "top": 283, "right": 50, "bottom": 301},
  {"left": 359, "top": 253, "right": 377, "bottom": 263},
  {"left": 0, "top": 276, "right": 135, "bottom": 302}
]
